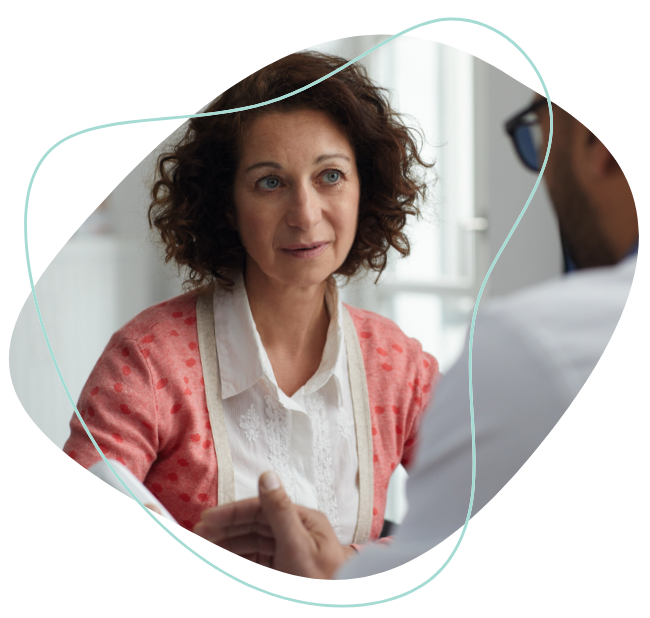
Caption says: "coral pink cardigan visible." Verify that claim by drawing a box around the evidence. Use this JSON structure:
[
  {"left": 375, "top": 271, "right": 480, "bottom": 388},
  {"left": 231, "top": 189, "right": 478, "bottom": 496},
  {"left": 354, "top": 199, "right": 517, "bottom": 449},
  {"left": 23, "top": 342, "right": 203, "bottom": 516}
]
[{"left": 64, "top": 290, "right": 438, "bottom": 540}]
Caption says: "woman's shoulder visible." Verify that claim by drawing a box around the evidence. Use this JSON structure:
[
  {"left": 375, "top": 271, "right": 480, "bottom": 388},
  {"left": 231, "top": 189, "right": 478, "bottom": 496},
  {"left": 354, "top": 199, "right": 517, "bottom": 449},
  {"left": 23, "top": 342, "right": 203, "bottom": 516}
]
[
  {"left": 344, "top": 303, "right": 439, "bottom": 417},
  {"left": 343, "top": 303, "right": 422, "bottom": 351},
  {"left": 112, "top": 289, "right": 204, "bottom": 346}
]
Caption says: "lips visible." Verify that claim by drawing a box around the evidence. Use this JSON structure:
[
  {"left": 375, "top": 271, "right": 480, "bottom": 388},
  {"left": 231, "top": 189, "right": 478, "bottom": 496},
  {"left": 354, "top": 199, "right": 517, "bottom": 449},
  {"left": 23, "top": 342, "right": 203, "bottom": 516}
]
[{"left": 282, "top": 242, "right": 322, "bottom": 250}]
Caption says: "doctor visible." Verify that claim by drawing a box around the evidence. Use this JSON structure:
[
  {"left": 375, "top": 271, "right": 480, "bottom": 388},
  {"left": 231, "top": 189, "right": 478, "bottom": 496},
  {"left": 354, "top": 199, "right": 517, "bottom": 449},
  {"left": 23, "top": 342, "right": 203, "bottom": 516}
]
[{"left": 197, "top": 97, "right": 639, "bottom": 579}]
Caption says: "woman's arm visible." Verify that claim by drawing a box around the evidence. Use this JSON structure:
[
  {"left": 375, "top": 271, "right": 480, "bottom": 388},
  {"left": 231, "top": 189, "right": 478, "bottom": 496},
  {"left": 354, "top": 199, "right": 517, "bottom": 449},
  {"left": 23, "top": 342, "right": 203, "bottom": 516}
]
[{"left": 63, "top": 335, "right": 159, "bottom": 482}]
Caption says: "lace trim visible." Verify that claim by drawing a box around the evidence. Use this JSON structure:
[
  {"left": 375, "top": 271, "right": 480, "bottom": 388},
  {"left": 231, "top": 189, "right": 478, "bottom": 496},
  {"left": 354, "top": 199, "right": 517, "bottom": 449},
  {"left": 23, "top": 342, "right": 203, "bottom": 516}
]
[
  {"left": 239, "top": 404, "right": 261, "bottom": 443},
  {"left": 337, "top": 406, "right": 354, "bottom": 442},
  {"left": 307, "top": 392, "right": 340, "bottom": 532},
  {"left": 263, "top": 395, "right": 295, "bottom": 501}
]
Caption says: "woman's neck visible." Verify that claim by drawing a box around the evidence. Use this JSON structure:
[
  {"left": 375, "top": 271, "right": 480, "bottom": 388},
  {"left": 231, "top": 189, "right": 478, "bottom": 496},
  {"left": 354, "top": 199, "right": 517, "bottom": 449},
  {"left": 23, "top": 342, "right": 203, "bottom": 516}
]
[{"left": 244, "top": 264, "right": 330, "bottom": 360}]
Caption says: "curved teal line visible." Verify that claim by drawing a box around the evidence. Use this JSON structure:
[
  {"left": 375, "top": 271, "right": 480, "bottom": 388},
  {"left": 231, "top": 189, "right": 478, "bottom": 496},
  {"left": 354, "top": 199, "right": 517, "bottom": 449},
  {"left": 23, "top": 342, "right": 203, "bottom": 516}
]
[{"left": 23, "top": 17, "right": 553, "bottom": 608}]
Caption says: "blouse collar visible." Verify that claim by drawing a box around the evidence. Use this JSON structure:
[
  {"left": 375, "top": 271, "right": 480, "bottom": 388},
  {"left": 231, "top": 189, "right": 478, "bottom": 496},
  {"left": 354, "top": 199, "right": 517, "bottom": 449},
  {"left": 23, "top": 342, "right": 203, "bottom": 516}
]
[{"left": 213, "top": 272, "right": 346, "bottom": 408}]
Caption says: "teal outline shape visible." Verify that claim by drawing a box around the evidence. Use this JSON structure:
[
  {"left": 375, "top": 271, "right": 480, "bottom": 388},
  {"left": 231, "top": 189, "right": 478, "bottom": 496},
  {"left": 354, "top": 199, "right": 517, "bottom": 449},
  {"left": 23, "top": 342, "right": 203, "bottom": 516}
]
[{"left": 23, "top": 17, "right": 553, "bottom": 608}]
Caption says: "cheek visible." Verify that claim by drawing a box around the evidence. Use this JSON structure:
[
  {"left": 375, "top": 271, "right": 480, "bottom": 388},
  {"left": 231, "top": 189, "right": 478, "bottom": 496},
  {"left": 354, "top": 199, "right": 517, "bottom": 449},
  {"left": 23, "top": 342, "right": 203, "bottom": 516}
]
[
  {"left": 337, "top": 198, "right": 360, "bottom": 251},
  {"left": 235, "top": 203, "right": 277, "bottom": 252}
]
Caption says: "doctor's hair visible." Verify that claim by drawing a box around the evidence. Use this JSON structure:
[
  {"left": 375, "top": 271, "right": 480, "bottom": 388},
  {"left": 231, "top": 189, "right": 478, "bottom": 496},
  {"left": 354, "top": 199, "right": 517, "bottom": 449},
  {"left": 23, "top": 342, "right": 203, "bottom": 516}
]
[{"left": 149, "top": 50, "right": 435, "bottom": 290}]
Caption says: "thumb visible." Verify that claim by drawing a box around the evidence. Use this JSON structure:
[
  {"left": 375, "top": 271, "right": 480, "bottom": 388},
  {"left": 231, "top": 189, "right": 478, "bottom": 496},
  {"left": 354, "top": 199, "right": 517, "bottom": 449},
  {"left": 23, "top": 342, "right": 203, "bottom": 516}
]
[{"left": 258, "top": 471, "right": 307, "bottom": 543}]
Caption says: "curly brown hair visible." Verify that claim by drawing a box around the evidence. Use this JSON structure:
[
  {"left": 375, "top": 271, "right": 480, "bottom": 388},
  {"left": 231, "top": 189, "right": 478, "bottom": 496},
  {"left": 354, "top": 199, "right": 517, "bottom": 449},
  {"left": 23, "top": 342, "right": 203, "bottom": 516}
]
[{"left": 149, "top": 51, "right": 434, "bottom": 289}]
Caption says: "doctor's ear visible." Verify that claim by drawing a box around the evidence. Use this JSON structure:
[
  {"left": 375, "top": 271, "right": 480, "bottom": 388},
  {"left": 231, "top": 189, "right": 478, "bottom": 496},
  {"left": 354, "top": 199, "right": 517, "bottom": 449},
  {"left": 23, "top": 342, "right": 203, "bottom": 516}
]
[{"left": 584, "top": 130, "right": 622, "bottom": 179}]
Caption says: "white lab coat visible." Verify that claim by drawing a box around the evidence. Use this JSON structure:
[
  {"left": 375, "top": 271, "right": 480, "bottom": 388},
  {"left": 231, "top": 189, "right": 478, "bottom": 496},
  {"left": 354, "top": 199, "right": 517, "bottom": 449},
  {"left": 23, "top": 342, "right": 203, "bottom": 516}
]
[{"left": 337, "top": 255, "right": 637, "bottom": 578}]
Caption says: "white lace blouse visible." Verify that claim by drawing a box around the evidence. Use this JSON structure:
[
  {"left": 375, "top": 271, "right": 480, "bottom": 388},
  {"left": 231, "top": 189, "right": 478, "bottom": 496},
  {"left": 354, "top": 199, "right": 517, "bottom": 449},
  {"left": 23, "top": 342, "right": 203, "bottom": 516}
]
[{"left": 213, "top": 275, "right": 359, "bottom": 544}]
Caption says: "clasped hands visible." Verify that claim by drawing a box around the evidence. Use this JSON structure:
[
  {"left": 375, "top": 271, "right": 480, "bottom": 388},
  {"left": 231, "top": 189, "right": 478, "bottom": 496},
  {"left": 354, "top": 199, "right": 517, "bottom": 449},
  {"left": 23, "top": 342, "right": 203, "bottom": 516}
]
[{"left": 193, "top": 471, "right": 354, "bottom": 579}]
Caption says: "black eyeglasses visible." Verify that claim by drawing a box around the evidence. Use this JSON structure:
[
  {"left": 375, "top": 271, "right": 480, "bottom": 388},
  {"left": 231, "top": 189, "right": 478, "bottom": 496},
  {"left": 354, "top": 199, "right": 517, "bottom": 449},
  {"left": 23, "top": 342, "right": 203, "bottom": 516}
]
[{"left": 504, "top": 98, "right": 549, "bottom": 172}]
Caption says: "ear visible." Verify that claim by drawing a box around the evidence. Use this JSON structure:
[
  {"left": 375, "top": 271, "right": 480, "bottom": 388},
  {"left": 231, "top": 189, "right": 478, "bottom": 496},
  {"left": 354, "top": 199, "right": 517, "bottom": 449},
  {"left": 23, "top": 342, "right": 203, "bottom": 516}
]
[
  {"left": 584, "top": 130, "right": 621, "bottom": 180},
  {"left": 226, "top": 203, "right": 239, "bottom": 232}
]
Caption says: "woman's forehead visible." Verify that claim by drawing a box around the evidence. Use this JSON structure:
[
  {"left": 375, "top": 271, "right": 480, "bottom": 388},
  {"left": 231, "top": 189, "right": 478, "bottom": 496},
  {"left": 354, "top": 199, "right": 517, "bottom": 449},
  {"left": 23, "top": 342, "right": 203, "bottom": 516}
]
[{"left": 238, "top": 109, "right": 355, "bottom": 167}]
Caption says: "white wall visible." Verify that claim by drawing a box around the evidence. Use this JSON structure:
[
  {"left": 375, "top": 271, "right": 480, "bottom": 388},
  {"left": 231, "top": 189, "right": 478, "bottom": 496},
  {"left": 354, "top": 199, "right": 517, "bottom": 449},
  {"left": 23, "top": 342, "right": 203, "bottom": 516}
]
[{"left": 474, "top": 57, "right": 563, "bottom": 298}]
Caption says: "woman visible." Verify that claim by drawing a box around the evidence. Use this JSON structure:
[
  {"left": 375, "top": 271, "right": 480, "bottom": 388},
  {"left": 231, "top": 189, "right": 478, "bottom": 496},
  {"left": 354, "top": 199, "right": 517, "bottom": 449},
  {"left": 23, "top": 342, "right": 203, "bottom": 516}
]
[{"left": 63, "top": 51, "right": 439, "bottom": 556}]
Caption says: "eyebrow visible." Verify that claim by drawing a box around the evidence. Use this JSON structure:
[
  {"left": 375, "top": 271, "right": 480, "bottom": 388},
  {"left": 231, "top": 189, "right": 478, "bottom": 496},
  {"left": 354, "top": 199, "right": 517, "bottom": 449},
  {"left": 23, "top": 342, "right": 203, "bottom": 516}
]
[{"left": 243, "top": 153, "right": 352, "bottom": 174}]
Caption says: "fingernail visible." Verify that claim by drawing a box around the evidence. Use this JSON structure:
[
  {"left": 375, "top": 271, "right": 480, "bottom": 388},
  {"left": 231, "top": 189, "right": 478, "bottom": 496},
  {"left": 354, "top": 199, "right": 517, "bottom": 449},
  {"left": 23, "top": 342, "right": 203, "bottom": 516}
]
[{"left": 260, "top": 470, "right": 281, "bottom": 493}]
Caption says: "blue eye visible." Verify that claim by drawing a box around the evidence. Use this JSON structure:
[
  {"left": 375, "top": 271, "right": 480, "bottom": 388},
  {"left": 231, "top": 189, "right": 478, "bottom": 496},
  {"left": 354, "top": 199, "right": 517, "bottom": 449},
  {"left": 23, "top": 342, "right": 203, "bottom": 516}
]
[
  {"left": 259, "top": 177, "right": 280, "bottom": 190},
  {"left": 323, "top": 170, "right": 341, "bottom": 184}
]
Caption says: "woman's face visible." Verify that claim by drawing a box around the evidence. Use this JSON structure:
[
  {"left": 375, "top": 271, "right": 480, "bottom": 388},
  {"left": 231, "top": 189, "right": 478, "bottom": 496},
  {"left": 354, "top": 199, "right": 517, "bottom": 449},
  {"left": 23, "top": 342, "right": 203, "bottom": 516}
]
[{"left": 233, "top": 109, "right": 360, "bottom": 292}]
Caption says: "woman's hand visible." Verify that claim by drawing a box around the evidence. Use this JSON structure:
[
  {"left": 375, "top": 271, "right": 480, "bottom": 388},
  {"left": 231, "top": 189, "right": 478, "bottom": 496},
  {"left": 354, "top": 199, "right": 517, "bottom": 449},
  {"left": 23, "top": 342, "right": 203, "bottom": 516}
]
[{"left": 194, "top": 480, "right": 356, "bottom": 576}]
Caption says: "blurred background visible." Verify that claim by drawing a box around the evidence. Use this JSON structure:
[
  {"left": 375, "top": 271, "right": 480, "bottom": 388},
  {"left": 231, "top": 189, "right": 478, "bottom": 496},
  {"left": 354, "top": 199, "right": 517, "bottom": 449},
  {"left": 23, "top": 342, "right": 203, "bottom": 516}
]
[{"left": 10, "top": 35, "right": 561, "bottom": 525}]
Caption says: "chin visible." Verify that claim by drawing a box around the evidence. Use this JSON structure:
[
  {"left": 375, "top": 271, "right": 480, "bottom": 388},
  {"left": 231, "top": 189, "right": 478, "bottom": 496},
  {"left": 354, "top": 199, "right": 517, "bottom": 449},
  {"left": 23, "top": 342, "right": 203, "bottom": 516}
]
[{"left": 276, "top": 266, "right": 335, "bottom": 289}]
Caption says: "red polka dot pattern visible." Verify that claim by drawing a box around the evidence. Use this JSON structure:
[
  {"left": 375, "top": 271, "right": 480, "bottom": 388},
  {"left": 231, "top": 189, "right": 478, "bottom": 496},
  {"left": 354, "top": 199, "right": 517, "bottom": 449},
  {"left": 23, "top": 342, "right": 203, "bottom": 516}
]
[{"left": 63, "top": 293, "right": 438, "bottom": 545}]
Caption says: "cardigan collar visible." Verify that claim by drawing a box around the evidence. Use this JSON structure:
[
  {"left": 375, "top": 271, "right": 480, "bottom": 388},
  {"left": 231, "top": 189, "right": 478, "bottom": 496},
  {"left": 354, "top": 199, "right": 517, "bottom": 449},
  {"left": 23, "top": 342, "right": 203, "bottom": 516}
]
[{"left": 212, "top": 272, "right": 346, "bottom": 408}]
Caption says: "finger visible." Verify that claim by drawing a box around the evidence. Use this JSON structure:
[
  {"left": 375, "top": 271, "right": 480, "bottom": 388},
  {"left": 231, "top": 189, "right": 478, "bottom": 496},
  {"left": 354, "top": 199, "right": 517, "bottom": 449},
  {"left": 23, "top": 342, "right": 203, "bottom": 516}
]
[
  {"left": 240, "top": 553, "right": 274, "bottom": 568},
  {"left": 193, "top": 521, "right": 274, "bottom": 543},
  {"left": 258, "top": 471, "right": 311, "bottom": 548},
  {"left": 216, "top": 533, "right": 276, "bottom": 557},
  {"left": 198, "top": 497, "right": 266, "bottom": 528}
]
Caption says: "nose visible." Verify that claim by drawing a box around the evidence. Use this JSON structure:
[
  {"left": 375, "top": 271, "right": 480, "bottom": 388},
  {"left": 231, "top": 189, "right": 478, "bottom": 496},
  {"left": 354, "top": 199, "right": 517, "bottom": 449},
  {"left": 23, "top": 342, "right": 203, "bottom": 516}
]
[{"left": 286, "top": 182, "right": 323, "bottom": 231}]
